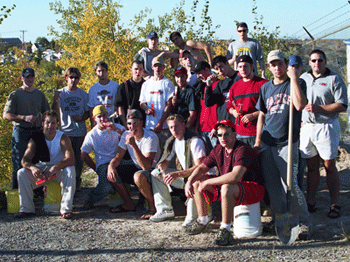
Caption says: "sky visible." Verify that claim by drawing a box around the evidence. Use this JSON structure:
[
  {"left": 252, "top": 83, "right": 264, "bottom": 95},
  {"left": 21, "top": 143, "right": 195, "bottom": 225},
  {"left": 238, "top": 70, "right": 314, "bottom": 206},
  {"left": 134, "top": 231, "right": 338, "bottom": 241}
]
[{"left": 1, "top": 0, "right": 350, "bottom": 43}]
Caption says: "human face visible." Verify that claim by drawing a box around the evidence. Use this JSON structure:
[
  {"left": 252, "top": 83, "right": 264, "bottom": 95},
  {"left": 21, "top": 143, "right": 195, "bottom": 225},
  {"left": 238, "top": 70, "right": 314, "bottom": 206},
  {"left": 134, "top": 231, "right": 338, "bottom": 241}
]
[
  {"left": 196, "top": 68, "right": 211, "bottom": 81},
  {"left": 309, "top": 53, "right": 327, "bottom": 76},
  {"left": 152, "top": 63, "right": 165, "bottom": 77},
  {"left": 127, "top": 118, "right": 143, "bottom": 135},
  {"left": 22, "top": 75, "right": 35, "bottom": 88},
  {"left": 217, "top": 126, "right": 236, "bottom": 149},
  {"left": 171, "top": 35, "right": 184, "bottom": 48},
  {"left": 131, "top": 63, "right": 144, "bottom": 81},
  {"left": 180, "top": 54, "right": 194, "bottom": 69},
  {"left": 93, "top": 112, "right": 109, "bottom": 129},
  {"left": 214, "top": 62, "right": 229, "bottom": 77},
  {"left": 237, "top": 26, "right": 248, "bottom": 41},
  {"left": 147, "top": 37, "right": 158, "bottom": 50},
  {"left": 237, "top": 62, "right": 254, "bottom": 79},
  {"left": 268, "top": 60, "right": 287, "bottom": 79},
  {"left": 42, "top": 116, "right": 58, "bottom": 138},
  {"left": 95, "top": 66, "right": 108, "bottom": 81},
  {"left": 66, "top": 73, "right": 80, "bottom": 89},
  {"left": 175, "top": 73, "right": 187, "bottom": 88},
  {"left": 168, "top": 119, "right": 186, "bottom": 140}
]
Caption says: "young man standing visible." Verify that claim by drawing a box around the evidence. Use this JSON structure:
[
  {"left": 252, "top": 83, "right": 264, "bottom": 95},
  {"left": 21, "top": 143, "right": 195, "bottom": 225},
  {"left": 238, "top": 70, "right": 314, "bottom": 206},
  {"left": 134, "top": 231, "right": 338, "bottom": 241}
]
[
  {"left": 171, "top": 67, "right": 197, "bottom": 130},
  {"left": 52, "top": 67, "right": 89, "bottom": 189},
  {"left": 88, "top": 61, "right": 119, "bottom": 127},
  {"left": 184, "top": 119, "right": 264, "bottom": 245},
  {"left": 300, "top": 49, "right": 347, "bottom": 218},
  {"left": 227, "top": 55, "right": 267, "bottom": 147},
  {"left": 179, "top": 50, "right": 198, "bottom": 86},
  {"left": 254, "top": 50, "right": 311, "bottom": 234},
  {"left": 16, "top": 110, "right": 76, "bottom": 219},
  {"left": 115, "top": 61, "right": 146, "bottom": 128},
  {"left": 3, "top": 68, "right": 50, "bottom": 189},
  {"left": 227, "top": 22, "right": 266, "bottom": 79}
]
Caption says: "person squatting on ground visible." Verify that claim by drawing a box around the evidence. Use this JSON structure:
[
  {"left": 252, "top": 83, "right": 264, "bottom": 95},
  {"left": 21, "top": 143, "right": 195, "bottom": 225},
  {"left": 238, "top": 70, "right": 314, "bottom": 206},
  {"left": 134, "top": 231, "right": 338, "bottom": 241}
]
[
  {"left": 299, "top": 49, "right": 348, "bottom": 219},
  {"left": 184, "top": 119, "right": 264, "bottom": 246},
  {"left": 16, "top": 110, "right": 76, "bottom": 219}
]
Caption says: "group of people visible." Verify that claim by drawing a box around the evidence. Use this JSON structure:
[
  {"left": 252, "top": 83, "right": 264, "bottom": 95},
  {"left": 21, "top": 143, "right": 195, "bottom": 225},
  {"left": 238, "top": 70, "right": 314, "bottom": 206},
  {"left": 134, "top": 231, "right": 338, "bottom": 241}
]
[{"left": 3, "top": 22, "right": 347, "bottom": 246}]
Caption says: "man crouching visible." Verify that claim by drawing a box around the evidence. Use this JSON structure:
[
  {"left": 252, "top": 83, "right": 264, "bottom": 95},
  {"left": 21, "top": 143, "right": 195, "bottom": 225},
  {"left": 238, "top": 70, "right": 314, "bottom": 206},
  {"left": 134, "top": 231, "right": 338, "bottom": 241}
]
[{"left": 185, "top": 119, "right": 264, "bottom": 245}]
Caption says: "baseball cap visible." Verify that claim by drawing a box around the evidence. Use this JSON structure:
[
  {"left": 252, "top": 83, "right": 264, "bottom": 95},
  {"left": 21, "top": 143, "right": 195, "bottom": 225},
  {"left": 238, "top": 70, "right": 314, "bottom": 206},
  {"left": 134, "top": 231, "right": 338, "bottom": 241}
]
[
  {"left": 174, "top": 67, "right": 187, "bottom": 76},
  {"left": 237, "top": 55, "right": 253, "bottom": 65},
  {"left": 289, "top": 55, "right": 303, "bottom": 66},
  {"left": 267, "top": 50, "right": 286, "bottom": 63},
  {"left": 148, "top": 31, "right": 158, "bottom": 39},
  {"left": 152, "top": 57, "right": 165, "bottom": 66},
  {"left": 92, "top": 105, "right": 107, "bottom": 117},
  {"left": 22, "top": 68, "right": 35, "bottom": 77},
  {"left": 194, "top": 61, "right": 211, "bottom": 73},
  {"left": 127, "top": 109, "right": 143, "bottom": 120},
  {"left": 179, "top": 50, "right": 191, "bottom": 59},
  {"left": 214, "top": 119, "right": 236, "bottom": 131}
]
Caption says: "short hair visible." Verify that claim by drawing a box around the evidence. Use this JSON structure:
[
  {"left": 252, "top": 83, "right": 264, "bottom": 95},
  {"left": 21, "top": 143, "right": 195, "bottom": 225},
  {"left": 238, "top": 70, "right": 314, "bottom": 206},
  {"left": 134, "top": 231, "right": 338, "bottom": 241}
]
[
  {"left": 216, "top": 124, "right": 235, "bottom": 133},
  {"left": 237, "top": 22, "right": 248, "bottom": 29},
  {"left": 131, "top": 60, "right": 144, "bottom": 68},
  {"left": 167, "top": 114, "right": 185, "bottom": 123},
  {"left": 309, "top": 49, "right": 327, "bottom": 61},
  {"left": 64, "top": 67, "right": 81, "bottom": 79},
  {"left": 42, "top": 110, "right": 59, "bottom": 123},
  {"left": 170, "top": 32, "right": 182, "bottom": 42},
  {"left": 212, "top": 55, "right": 228, "bottom": 68},
  {"left": 94, "top": 60, "right": 108, "bottom": 71}
]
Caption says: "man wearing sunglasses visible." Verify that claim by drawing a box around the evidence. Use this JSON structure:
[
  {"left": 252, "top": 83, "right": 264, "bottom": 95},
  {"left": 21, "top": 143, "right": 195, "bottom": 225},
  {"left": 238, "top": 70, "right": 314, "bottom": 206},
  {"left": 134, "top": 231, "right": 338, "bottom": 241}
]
[
  {"left": 300, "top": 49, "right": 347, "bottom": 219},
  {"left": 184, "top": 119, "right": 264, "bottom": 245},
  {"left": 226, "top": 22, "right": 266, "bottom": 79},
  {"left": 52, "top": 67, "right": 89, "bottom": 189}
]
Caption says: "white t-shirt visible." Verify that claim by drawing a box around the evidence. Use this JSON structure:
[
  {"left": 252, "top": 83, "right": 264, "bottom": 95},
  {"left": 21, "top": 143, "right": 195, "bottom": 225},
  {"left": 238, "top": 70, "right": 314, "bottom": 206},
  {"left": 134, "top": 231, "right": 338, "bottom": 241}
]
[
  {"left": 166, "top": 137, "right": 206, "bottom": 169},
  {"left": 118, "top": 128, "right": 160, "bottom": 169},
  {"left": 139, "top": 76, "right": 174, "bottom": 130},
  {"left": 81, "top": 126, "right": 120, "bottom": 168},
  {"left": 88, "top": 80, "right": 119, "bottom": 116}
]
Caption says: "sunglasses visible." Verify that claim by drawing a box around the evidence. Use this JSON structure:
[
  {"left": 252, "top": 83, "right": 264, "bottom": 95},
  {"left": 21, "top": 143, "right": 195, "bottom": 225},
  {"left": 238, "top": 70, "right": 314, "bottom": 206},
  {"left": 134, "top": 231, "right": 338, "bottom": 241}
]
[
  {"left": 127, "top": 121, "right": 139, "bottom": 126},
  {"left": 217, "top": 132, "right": 232, "bottom": 138},
  {"left": 310, "top": 59, "right": 324, "bottom": 63},
  {"left": 238, "top": 29, "right": 247, "bottom": 33},
  {"left": 69, "top": 76, "right": 79, "bottom": 79}
]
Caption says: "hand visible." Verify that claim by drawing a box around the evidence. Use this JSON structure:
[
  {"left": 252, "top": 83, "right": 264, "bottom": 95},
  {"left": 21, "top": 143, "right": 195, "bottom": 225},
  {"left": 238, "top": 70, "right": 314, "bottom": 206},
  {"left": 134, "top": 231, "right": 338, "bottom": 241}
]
[
  {"left": 53, "top": 91, "right": 61, "bottom": 102},
  {"left": 261, "top": 70, "right": 267, "bottom": 79},
  {"left": 31, "top": 166, "right": 45, "bottom": 179},
  {"left": 230, "top": 108, "right": 241, "bottom": 118},
  {"left": 172, "top": 96, "right": 178, "bottom": 106},
  {"left": 209, "top": 129, "right": 217, "bottom": 139},
  {"left": 163, "top": 172, "right": 179, "bottom": 185},
  {"left": 287, "top": 65, "right": 302, "bottom": 79},
  {"left": 107, "top": 164, "right": 118, "bottom": 183},
  {"left": 125, "top": 133, "right": 136, "bottom": 147},
  {"left": 157, "top": 163, "right": 168, "bottom": 175},
  {"left": 184, "top": 182, "right": 195, "bottom": 198},
  {"left": 23, "top": 115, "right": 37, "bottom": 124},
  {"left": 304, "top": 104, "right": 322, "bottom": 113},
  {"left": 153, "top": 123, "right": 162, "bottom": 134},
  {"left": 253, "top": 142, "right": 262, "bottom": 153},
  {"left": 197, "top": 180, "right": 210, "bottom": 193},
  {"left": 241, "top": 113, "right": 255, "bottom": 123},
  {"left": 72, "top": 115, "right": 83, "bottom": 122},
  {"left": 206, "top": 74, "right": 219, "bottom": 86},
  {"left": 145, "top": 107, "right": 155, "bottom": 116}
]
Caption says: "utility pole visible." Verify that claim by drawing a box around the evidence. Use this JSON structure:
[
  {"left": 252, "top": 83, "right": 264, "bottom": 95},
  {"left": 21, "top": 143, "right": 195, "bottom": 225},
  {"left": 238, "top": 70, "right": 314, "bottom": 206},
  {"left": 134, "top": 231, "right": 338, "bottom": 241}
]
[
  {"left": 20, "top": 30, "right": 27, "bottom": 51},
  {"left": 303, "top": 26, "right": 315, "bottom": 49}
]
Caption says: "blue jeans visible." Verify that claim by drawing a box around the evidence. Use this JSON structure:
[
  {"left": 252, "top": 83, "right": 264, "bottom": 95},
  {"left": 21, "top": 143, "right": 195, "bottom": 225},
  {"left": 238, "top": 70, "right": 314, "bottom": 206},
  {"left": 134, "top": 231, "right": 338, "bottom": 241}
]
[
  {"left": 68, "top": 136, "right": 85, "bottom": 187},
  {"left": 200, "top": 131, "right": 218, "bottom": 151},
  {"left": 11, "top": 126, "right": 41, "bottom": 189}
]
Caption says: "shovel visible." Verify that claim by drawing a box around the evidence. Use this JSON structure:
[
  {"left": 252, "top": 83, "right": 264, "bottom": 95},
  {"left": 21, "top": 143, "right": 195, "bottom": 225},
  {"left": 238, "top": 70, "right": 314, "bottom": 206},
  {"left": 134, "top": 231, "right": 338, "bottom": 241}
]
[{"left": 275, "top": 81, "right": 299, "bottom": 245}]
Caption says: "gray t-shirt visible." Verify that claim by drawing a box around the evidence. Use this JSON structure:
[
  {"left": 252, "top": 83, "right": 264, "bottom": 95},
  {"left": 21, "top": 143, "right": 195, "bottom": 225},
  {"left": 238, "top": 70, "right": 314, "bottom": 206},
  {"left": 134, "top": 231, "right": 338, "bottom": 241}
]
[
  {"left": 226, "top": 38, "right": 264, "bottom": 75},
  {"left": 4, "top": 88, "right": 50, "bottom": 128},
  {"left": 58, "top": 87, "right": 89, "bottom": 137}
]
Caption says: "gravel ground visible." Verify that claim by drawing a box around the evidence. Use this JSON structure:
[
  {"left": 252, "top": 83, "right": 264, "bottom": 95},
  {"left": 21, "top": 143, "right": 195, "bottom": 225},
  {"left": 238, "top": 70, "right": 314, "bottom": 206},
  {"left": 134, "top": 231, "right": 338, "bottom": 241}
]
[{"left": 1, "top": 141, "right": 350, "bottom": 261}]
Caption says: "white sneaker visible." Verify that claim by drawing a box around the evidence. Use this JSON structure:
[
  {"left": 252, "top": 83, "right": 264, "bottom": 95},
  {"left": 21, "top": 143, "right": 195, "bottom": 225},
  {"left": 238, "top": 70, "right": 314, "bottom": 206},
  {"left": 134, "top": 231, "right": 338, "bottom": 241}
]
[
  {"left": 182, "top": 213, "right": 214, "bottom": 228},
  {"left": 149, "top": 209, "right": 175, "bottom": 222}
]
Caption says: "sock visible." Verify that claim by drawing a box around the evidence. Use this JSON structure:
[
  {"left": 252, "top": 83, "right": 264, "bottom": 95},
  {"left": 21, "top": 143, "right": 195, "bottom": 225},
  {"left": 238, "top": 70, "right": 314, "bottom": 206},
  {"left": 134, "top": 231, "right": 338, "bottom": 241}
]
[
  {"left": 220, "top": 222, "right": 231, "bottom": 231},
  {"left": 197, "top": 216, "right": 209, "bottom": 225}
]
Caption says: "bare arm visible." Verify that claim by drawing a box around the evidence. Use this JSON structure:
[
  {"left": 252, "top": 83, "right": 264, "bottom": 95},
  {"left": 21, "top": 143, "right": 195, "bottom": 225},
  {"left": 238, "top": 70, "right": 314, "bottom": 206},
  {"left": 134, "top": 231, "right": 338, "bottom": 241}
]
[
  {"left": 288, "top": 66, "right": 307, "bottom": 111},
  {"left": 153, "top": 99, "right": 173, "bottom": 133},
  {"left": 186, "top": 111, "right": 197, "bottom": 129},
  {"left": 81, "top": 151, "right": 96, "bottom": 171},
  {"left": 3, "top": 110, "right": 37, "bottom": 124},
  {"left": 89, "top": 107, "right": 95, "bottom": 127},
  {"left": 117, "top": 106, "right": 127, "bottom": 128},
  {"left": 186, "top": 40, "right": 213, "bottom": 64},
  {"left": 202, "top": 165, "right": 247, "bottom": 187},
  {"left": 126, "top": 134, "right": 156, "bottom": 170},
  {"left": 259, "top": 58, "right": 266, "bottom": 79},
  {"left": 304, "top": 102, "right": 347, "bottom": 114},
  {"left": 254, "top": 111, "right": 265, "bottom": 149}
]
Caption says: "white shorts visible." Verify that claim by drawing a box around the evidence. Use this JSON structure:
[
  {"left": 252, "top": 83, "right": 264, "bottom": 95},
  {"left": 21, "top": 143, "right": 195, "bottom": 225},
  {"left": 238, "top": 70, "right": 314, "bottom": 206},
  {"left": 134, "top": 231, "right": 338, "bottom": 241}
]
[{"left": 299, "top": 120, "right": 340, "bottom": 160}]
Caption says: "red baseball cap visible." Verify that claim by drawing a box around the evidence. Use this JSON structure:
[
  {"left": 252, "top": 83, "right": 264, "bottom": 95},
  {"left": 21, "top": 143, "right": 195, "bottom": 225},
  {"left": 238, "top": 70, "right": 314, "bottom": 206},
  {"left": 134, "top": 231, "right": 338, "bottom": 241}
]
[
  {"left": 174, "top": 67, "right": 187, "bottom": 76},
  {"left": 214, "top": 119, "right": 236, "bottom": 131}
]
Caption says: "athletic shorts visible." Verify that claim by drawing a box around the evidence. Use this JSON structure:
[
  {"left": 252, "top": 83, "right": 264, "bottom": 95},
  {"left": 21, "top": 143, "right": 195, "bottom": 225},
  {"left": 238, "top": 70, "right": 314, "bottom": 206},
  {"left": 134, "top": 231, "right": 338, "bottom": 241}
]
[
  {"left": 299, "top": 120, "right": 340, "bottom": 160},
  {"left": 203, "top": 181, "right": 265, "bottom": 206}
]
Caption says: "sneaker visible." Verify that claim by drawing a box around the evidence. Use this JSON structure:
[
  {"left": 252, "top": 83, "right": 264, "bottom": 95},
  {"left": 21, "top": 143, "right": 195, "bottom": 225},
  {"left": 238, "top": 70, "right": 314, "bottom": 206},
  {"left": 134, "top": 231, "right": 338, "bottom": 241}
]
[
  {"left": 213, "top": 228, "right": 234, "bottom": 246},
  {"left": 298, "top": 224, "right": 313, "bottom": 240},
  {"left": 149, "top": 209, "right": 175, "bottom": 222},
  {"left": 183, "top": 221, "right": 209, "bottom": 235},
  {"left": 182, "top": 213, "right": 214, "bottom": 228}
]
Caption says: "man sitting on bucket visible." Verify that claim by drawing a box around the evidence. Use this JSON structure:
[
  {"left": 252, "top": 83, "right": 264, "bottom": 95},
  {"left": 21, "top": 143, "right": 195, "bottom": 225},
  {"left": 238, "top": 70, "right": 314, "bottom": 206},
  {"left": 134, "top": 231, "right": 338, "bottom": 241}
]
[{"left": 184, "top": 119, "right": 264, "bottom": 246}]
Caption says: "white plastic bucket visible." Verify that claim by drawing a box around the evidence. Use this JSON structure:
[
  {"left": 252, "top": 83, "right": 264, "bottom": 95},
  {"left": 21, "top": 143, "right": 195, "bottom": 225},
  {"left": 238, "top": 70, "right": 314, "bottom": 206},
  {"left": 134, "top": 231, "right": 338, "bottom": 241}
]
[{"left": 233, "top": 202, "right": 262, "bottom": 238}]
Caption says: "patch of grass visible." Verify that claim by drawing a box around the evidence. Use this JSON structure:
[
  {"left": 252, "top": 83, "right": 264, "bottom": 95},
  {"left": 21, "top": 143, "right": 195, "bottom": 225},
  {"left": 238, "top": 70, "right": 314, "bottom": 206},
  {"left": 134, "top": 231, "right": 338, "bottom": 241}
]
[
  {"left": 339, "top": 112, "right": 348, "bottom": 133},
  {"left": 341, "top": 221, "right": 350, "bottom": 242}
]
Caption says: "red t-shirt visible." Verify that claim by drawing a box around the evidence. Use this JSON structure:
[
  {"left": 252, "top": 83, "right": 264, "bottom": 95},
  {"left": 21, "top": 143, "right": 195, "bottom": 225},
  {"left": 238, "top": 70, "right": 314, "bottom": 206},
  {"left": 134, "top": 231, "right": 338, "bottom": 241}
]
[
  {"left": 227, "top": 76, "right": 267, "bottom": 136},
  {"left": 203, "top": 140, "right": 263, "bottom": 185},
  {"left": 199, "top": 81, "right": 218, "bottom": 132}
]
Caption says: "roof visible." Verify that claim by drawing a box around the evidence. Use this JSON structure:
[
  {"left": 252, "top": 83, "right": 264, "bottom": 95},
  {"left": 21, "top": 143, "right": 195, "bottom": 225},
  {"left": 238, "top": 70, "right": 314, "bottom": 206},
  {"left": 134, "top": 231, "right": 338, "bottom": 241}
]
[{"left": 0, "top": 38, "right": 22, "bottom": 44}]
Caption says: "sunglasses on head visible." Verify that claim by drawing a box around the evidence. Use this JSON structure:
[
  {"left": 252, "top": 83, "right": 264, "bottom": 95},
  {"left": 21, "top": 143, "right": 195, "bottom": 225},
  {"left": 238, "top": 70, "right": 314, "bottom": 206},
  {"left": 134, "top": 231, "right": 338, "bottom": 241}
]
[{"left": 311, "top": 59, "right": 324, "bottom": 63}]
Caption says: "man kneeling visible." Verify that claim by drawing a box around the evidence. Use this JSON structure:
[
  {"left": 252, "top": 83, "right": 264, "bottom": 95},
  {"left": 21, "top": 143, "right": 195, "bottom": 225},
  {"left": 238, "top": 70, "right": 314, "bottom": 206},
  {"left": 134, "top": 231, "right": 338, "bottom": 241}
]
[
  {"left": 185, "top": 119, "right": 264, "bottom": 245},
  {"left": 16, "top": 110, "right": 76, "bottom": 219}
]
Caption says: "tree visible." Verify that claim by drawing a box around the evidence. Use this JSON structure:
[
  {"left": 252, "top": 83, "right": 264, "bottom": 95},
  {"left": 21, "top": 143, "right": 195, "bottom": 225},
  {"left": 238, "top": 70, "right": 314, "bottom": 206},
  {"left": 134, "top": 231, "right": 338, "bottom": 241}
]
[
  {"left": 35, "top": 37, "right": 50, "bottom": 49},
  {"left": 0, "top": 4, "right": 16, "bottom": 24}
]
